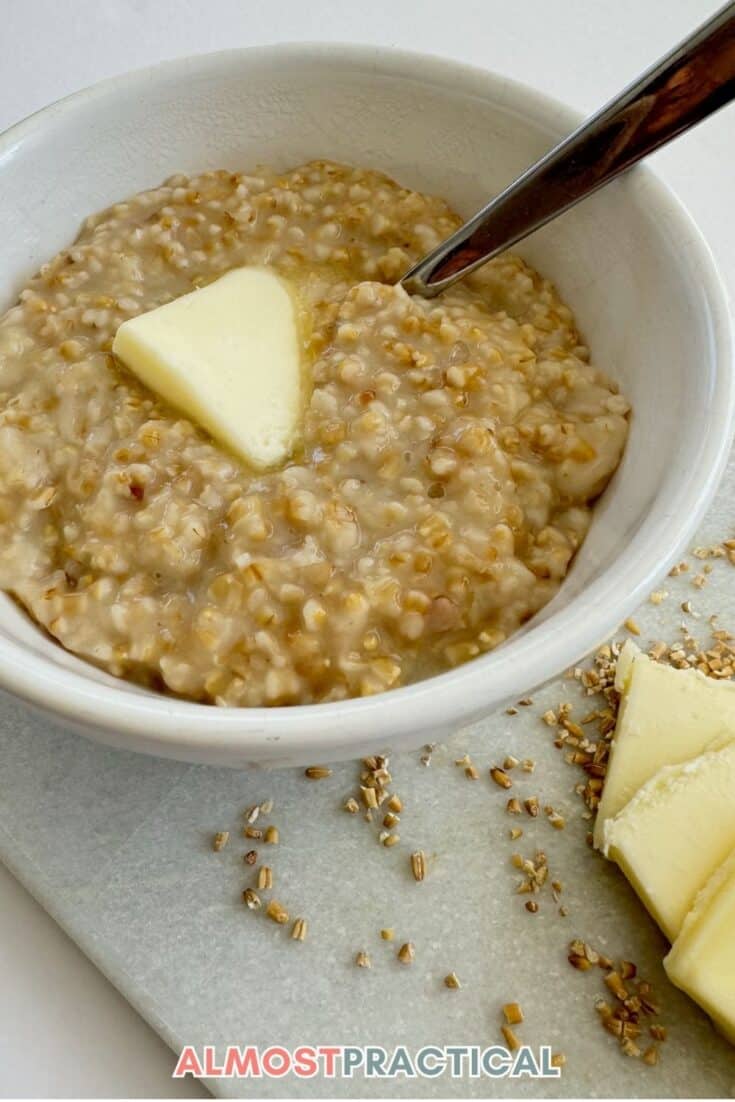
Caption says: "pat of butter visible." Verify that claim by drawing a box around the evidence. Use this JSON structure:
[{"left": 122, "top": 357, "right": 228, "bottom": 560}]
[
  {"left": 593, "top": 642, "right": 735, "bottom": 848},
  {"left": 112, "top": 267, "right": 303, "bottom": 470},
  {"left": 603, "top": 743, "right": 735, "bottom": 941},
  {"left": 665, "top": 849, "right": 735, "bottom": 1043}
]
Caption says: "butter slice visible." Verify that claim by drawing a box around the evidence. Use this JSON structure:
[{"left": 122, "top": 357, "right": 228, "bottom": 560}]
[
  {"left": 665, "top": 849, "right": 735, "bottom": 1042},
  {"left": 593, "top": 642, "right": 735, "bottom": 848},
  {"left": 113, "top": 267, "right": 303, "bottom": 470},
  {"left": 603, "top": 742, "right": 735, "bottom": 941}
]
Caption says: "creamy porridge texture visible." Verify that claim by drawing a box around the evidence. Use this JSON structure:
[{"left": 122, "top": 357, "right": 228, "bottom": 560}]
[{"left": 0, "top": 162, "right": 629, "bottom": 705}]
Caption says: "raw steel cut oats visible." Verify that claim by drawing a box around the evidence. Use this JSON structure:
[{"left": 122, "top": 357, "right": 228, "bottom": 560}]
[{"left": 0, "top": 161, "right": 629, "bottom": 705}]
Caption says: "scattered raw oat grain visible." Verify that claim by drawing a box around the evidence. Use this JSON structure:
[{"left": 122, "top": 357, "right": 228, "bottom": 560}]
[
  {"left": 506, "top": 797, "right": 522, "bottom": 815},
  {"left": 387, "top": 794, "right": 403, "bottom": 813},
  {"left": 490, "top": 766, "right": 513, "bottom": 789},
  {"left": 244, "top": 826, "right": 262, "bottom": 840},
  {"left": 383, "top": 832, "right": 400, "bottom": 848},
  {"left": 291, "top": 917, "right": 308, "bottom": 941},
  {"left": 503, "top": 755, "right": 519, "bottom": 770},
  {"left": 383, "top": 811, "right": 400, "bottom": 828},
  {"left": 503, "top": 1002, "right": 524, "bottom": 1024},
  {"left": 361, "top": 786, "right": 379, "bottom": 809},
  {"left": 605, "top": 971, "right": 629, "bottom": 1001},
  {"left": 525, "top": 900, "right": 539, "bottom": 914},
  {"left": 266, "top": 900, "right": 289, "bottom": 925},
  {"left": 243, "top": 888, "right": 261, "bottom": 910},
  {"left": 444, "top": 972, "right": 461, "bottom": 989},
  {"left": 244, "top": 805, "right": 260, "bottom": 824},
  {"left": 550, "top": 1053, "right": 566, "bottom": 1069},
  {"left": 420, "top": 743, "right": 436, "bottom": 767},
  {"left": 509, "top": 827, "right": 523, "bottom": 840},
  {"left": 258, "top": 866, "right": 273, "bottom": 891},
  {"left": 568, "top": 949, "right": 592, "bottom": 971},
  {"left": 212, "top": 831, "right": 229, "bottom": 852},
  {"left": 579, "top": 940, "right": 600, "bottom": 965},
  {"left": 244, "top": 849, "right": 257, "bottom": 866},
  {"left": 547, "top": 810, "right": 566, "bottom": 830},
  {"left": 501, "top": 1026, "right": 520, "bottom": 1050},
  {"left": 355, "top": 951, "right": 371, "bottom": 968},
  {"left": 343, "top": 797, "right": 360, "bottom": 814},
  {"left": 260, "top": 799, "right": 274, "bottom": 815},
  {"left": 624, "top": 618, "right": 640, "bottom": 635},
  {"left": 524, "top": 796, "right": 540, "bottom": 817},
  {"left": 305, "top": 765, "right": 332, "bottom": 780},
  {"left": 521, "top": 759, "right": 535, "bottom": 773},
  {"left": 380, "top": 928, "right": 395, "bottom": 941},
  {"left": 397, "top": 942, "right": 415, "bottom": 964},
  {"left": 649, "top": 590, "right": 668, "bottom": 605},
  {"left": 264, "top": 825, "right": 279, "bottom": 845},
  {"left": 411, "top": 850, "right": 426, "bottom": 881}
]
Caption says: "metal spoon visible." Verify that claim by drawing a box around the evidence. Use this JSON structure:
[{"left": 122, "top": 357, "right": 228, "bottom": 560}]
[{"left": 401, "top": 1, "right": 735, "bottom": 297}]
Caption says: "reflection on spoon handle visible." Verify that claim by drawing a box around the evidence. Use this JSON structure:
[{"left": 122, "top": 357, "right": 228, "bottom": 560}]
[{"left": 401, "top": 1, "right": 735, "bottom": 298}]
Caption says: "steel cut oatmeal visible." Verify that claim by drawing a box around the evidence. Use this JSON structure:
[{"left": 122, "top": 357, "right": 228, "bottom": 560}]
[{"left": 0, "top": 161, "right": 629, "bottom": 705}]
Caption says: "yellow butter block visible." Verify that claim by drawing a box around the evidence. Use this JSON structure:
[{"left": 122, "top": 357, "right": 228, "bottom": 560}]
[
  {"left": 113, "top": 266, "right": 304, "bottom": 470},
  {"left": 593, "top": 642, "right": 735, "bottom": 848},
  {"left": 603, "top": 742, "right": 735, "bottom": 941},
  {"left": 665, "top": 849, "right": 735, "bottom": 1043}
]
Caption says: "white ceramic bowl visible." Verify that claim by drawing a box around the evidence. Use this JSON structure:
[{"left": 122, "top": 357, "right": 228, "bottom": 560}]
[{"left": 0, "top": 45, "right": 732, "bottom": 767}]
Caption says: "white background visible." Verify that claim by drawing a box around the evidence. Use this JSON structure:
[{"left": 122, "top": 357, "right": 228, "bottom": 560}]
[{"left": 0, "top": 0, "right": 732, "bottom": 1096}]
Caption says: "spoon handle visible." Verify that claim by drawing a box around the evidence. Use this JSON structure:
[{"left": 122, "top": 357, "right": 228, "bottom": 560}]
[{"left": 401, "top": 1, "right": 735, "bottom": 297}]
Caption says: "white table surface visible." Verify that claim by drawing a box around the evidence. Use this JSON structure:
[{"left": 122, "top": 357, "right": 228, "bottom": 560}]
[{"left": 1, "top": 0, "right": 733, "bottom": 1096}]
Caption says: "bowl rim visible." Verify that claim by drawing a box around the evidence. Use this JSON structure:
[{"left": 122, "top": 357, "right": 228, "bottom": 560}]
[{"left": 0, "top": 41, "right": 733, "bottom": 757}]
